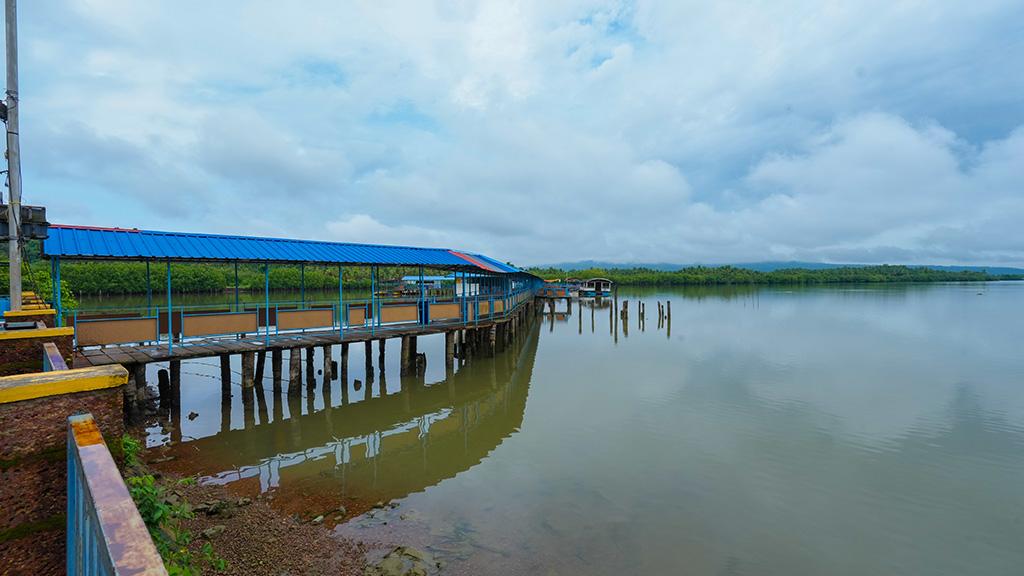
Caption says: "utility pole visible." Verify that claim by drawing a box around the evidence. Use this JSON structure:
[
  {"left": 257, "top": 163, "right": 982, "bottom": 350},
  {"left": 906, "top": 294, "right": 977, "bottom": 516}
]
[{"left": 5, "top": 0, "right": 21, "bottom": 311}]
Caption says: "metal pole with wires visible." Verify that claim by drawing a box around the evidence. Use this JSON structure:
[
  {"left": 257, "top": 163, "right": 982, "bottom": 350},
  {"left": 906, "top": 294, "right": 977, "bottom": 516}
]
[{"left": 5, "top": 0, "right": 23, "bottom": 311}]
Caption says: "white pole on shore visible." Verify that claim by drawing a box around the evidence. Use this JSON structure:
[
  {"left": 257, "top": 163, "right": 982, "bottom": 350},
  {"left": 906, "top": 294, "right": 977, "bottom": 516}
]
[{"left": 5, "top": 0, "right": 23, "bottom": 311}]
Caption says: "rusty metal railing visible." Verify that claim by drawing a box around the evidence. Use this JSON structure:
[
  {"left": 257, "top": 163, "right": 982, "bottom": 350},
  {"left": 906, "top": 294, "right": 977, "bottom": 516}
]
[{"left": 67, "top": 413, "right": 167, "bottom": 575}]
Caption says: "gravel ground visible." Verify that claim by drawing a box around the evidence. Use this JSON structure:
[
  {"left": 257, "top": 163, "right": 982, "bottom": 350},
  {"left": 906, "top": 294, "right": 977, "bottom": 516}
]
[{"left": 175, "top": 481, "right": 372, "bottom": 576}]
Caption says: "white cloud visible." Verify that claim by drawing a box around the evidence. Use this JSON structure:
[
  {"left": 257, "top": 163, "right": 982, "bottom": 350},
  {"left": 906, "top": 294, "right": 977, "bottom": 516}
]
[{"left": 11, "top": 0, "right": 1024, "bottom": 266}]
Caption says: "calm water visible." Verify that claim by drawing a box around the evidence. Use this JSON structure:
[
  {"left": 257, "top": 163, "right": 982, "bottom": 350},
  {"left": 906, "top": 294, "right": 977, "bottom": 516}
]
[{"left": 137, "top": 283, "right": 1024, "bottom": 575}]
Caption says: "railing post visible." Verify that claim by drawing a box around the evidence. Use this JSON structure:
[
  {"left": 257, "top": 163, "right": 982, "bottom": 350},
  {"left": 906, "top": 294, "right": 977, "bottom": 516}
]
[
  {"left": 51, "top": 256, "right": 62, "bottom": 327},
  {"left": 418, "top": 265, "right": 425, "bottom": 325},
  {"left": 338, "top": 264, "right": 344, "bottom": 337},
  {"left": 370, "top": 265, "right": 377, "bottom": 336},
  {"left": 264, "top": 263, "right": 271, "bottom": 345},
  {"left": 166, "top": 260, "right": 173, "bottom": 354}
]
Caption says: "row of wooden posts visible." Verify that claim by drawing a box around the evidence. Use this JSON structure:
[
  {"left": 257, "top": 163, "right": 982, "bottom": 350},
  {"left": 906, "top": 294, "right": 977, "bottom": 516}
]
[{"left": 124, "top": 301, "right": 537, "bottom": 414}]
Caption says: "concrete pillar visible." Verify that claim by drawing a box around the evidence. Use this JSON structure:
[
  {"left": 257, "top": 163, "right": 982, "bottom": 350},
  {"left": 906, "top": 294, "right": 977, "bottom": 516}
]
[
  {"left": 157, "top": 368, "right": 170, "bottom": 407},
  {"left": 272, "top": 349, "right": 283, "bottom": 393},
  {"left": 254, "top": 350, "right": 266, "bottom": 387},
  {"left": 219, "top": 354, "right": 231, "bottom": 393},
  {"left": 288, "top": 348, "right": 302, "bottom": 396},
  {"left": 132, "top": 363, "right": 147, "bottom": 390},
  {"left": 400, "top": 335, "right": 412, "bottom": 375},
  {"left": 305, "top": 347, "right": 315, "bottom": 385},
  {"left": 169, "top": 360, "right": 181, "bottom": 408},
  {"left": 241, "top": 351, "right": 255, "bottom": 388},
  {"left": 322, "top": 345, "right": 333, "bottom": 381},
  {"left": 444, "top": 331, "right": 455, "bottom": 372}
]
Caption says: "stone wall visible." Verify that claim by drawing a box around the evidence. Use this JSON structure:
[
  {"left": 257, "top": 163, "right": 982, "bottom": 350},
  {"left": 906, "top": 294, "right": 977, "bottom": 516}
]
[
  {"left": 0, "top": 328, "right": 74, "bottom": 377},
  {"left": 3, "top": 309, "right": 58, "bottom": 328},
  {"left": 0, "top": 365, "right": 127, "bottom": 575}
]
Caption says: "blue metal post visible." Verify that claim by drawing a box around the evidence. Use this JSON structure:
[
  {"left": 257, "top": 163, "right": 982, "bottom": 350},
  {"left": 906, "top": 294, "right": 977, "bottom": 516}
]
[
  {"left": 145, "top": 260, "right": 151, "bottom": 317},
  {"left": 338, "top": 264, "right": 344, "bottom": 335},
  {"left": 370, "top": 265, "right": 376, "bottom": 335},
  {"left": 234, "top": 262, "right": 239, "bottom": 312},
  {"left": 300, "top": 263, "right": 305, "bottom": 308},
  {"left": 51, "top": 257, "right": 62, "bottom": 327},
  {"left": 166, "top": 261, "right": 173, "bottom": 354},
  {"left": 461, "top": 271, "right": 467, "bottom": 326},
  {"left": 264, "top": 264, "right": 270, "bottom": 345},
  {"left": 418, "top": 265, "right": 425, "bottom": 325}
]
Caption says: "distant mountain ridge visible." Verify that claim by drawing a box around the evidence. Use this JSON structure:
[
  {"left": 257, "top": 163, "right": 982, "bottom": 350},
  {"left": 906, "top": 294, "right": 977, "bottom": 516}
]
[{"left": 538, "top": 260, "right": 1024, "bottom": 275}]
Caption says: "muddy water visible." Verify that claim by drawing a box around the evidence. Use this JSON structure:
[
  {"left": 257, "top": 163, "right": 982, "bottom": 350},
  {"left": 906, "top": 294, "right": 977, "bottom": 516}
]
[{"left": 140, "top": 282, "right": 1024, "bottom": 575}]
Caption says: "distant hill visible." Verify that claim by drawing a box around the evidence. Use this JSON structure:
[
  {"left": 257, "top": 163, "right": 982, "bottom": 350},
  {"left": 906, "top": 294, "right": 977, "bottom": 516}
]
[{"left": 541, "top": 260, "right": 1024, "bottom": 275}]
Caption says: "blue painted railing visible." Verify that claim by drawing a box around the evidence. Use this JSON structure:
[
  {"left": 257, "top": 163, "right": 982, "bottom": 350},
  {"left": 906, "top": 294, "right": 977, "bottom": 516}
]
[
  {"left": 69, "top": 277, "right": 540, "bottom": 350},
  {"left": 67, "top": 414, "right": 167, "bottom": 575}
]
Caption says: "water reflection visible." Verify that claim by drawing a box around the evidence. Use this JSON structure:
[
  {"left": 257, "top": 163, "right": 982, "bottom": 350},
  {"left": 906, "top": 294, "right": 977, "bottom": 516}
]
[
  {"left": 141, "top": 283, "right": 1024, "bottom": 576},
  {"left": 156, "top": 323, "right": 539, "bottom": 518}
]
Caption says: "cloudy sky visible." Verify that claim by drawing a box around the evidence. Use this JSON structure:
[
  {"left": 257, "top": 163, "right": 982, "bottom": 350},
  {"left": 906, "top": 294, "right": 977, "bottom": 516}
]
[{"left": 11, "top": 1, "right": 1024, "bottom": 266}]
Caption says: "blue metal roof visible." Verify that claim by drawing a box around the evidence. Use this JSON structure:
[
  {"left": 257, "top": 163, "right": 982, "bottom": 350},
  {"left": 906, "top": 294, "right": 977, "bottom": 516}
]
[{"left": 43, "top": 225, "right": 528, "bottom": 274}]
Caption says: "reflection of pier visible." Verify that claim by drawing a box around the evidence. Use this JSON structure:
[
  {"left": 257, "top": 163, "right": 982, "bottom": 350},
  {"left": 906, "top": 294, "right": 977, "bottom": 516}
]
[{"left": 161, "top": 318, "right": 540, "bottom": 507}]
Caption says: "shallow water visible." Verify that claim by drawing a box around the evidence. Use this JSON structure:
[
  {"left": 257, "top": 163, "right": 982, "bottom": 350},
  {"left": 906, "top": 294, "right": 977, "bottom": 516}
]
[{"left": 140, "top": 282, "right": 1024, "bottom": 575}]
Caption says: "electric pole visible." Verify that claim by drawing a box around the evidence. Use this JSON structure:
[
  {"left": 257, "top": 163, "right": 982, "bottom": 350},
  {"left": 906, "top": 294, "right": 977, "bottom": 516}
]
[{"left": 5, "top": 0, "right": 21, "bottom": 311}]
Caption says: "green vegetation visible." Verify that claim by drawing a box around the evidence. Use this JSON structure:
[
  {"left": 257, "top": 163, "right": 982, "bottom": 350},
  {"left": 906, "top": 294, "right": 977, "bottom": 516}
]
[
  {"left": 528, "top": 265, "right": 1023, "bottom": 286},
  {"left": 2, "top": 239, "right": 428, "bottom": 299},
  {"left": 121, "top": 435, "right": 141, "bottom": 467},
  {"left": 127, "top": 474, "right": 226, "bottom": 575}
]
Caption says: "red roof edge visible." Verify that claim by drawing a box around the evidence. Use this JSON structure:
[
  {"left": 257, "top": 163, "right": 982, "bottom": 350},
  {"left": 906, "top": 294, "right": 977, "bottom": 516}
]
[{"left": 449, "top": 250, "right": 500, "bottom": 273}]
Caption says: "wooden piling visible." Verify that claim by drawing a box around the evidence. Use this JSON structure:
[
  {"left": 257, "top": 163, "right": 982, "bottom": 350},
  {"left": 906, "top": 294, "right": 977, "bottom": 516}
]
[
  {"left": 341, "top": 342, "right": 349, "bottom": 373},
  {"left": 364, "top": 340, "right": 373, "bottom": 373},
  {"left": 489, "top": 325, "right": 497, "bottom": 356},
  {"left": 378, "top": 339, "right": 386, "bottom": 372}
]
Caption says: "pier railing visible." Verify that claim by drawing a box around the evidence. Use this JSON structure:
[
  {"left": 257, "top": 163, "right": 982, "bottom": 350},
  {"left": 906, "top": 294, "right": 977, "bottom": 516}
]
[
  {"left": 67, "top": 413, "right": 167, "bottom": 575},
  {"left": 68, "top": 282, "right": 535, "bottom": 351}
]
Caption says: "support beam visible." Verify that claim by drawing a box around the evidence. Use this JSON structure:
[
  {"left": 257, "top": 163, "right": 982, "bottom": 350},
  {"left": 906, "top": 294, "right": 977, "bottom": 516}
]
[
  {"left": 272, "top": 349, "right": 283, "bottom": 393},
  {"left": 254, "top": 350, "right": 266, "bottom": 386},
  {"left": 305, "top": 346, "right": 315, "bottom": 386},
  {"left": 241, "top": 352, "right": 255, "bottom": 388},
  {"left": 322, "top": 344, "right": 333, "bottom": 381},
  {"left": 219, "top": 354, "right": 231, "bottom": 392},
  {"left": 444, "top": 331, "right": 455, "bottom": 372}
]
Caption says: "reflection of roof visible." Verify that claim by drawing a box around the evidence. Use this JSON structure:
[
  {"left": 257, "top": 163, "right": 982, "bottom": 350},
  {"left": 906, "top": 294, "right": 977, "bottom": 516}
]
[{"left": 43, "top": 225, "right": 528, "bottom": 275}]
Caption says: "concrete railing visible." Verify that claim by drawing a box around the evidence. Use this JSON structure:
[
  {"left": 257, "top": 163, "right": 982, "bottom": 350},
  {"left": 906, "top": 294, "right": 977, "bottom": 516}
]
[{"left": 67, "top": 413, "right": 167, "bottom": 575}]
